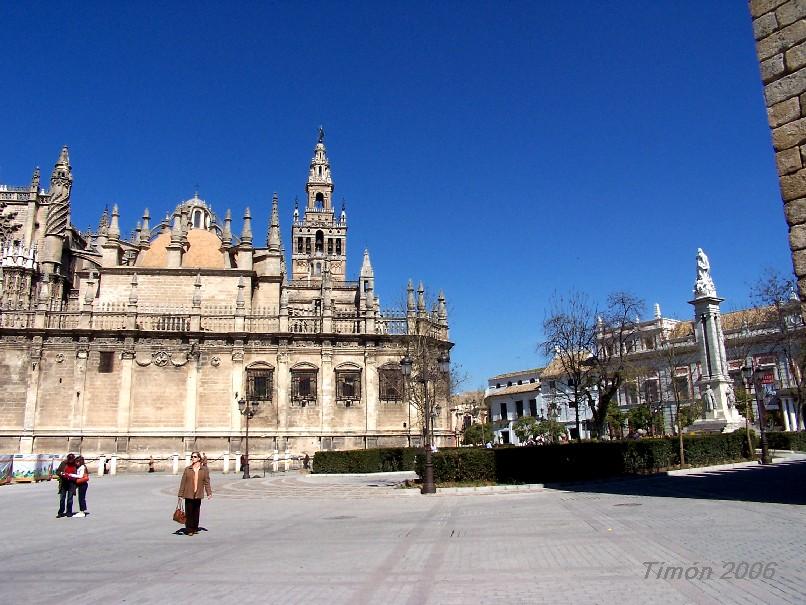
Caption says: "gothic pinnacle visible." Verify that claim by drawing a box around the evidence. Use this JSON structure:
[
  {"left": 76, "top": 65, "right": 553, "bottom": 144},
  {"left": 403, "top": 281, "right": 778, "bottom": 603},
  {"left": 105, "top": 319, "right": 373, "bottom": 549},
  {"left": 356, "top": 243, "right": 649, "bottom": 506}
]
[
  {"left": 108, "top": 204, "right": 121, "bottom": 240},
  {"left": 240, "top": 207, "right": 253, "bottom": 246},
  {"left": 268, "top": 193, "right": 281, "bottom": 252},
  {"left": 222, "top": 209, "right": 232, "bottom": 245},
  {"left": 360, "top": 249, "right": 374, "bottom": 277}
]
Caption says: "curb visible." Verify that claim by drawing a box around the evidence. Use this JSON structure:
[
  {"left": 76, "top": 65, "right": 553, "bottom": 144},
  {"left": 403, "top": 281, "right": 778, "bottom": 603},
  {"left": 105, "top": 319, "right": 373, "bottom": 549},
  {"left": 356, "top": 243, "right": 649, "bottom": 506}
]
[
  {"left": 665, "top": 454, "right": 806, "bottom": 476},
  {"left": 396, "top": 483, "right": 545, "bottom": 496}
]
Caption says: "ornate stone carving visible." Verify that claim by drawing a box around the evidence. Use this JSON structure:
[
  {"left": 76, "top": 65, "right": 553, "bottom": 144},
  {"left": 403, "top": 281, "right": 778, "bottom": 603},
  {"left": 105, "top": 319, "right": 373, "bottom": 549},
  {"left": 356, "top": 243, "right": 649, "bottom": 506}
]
[
  {"left": 153, "top": 351, "right": 170, "bottom": 366},
  {"left": 55, "top": 353, "right": 65, "bottom": 363},
  {"left": 210, "top": 356, "right": 221, "bottom": 367},
  {"left": 232, "top": 350, "right": 244, "bottom": 362}
]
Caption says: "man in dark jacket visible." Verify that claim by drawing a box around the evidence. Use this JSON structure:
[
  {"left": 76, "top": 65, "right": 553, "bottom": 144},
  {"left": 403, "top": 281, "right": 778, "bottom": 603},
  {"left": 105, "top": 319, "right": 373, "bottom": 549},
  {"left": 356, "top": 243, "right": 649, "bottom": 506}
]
[{"left": 55, "top": 453, "right": 77, "bottom": 517}]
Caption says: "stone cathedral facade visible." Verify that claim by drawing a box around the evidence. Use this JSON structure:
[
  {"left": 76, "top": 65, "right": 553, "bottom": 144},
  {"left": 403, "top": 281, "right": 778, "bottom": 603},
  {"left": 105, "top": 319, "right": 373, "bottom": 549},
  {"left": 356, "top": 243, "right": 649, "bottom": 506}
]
[{"left": 0, "top": 132, "right": 452, "bottom": 459}]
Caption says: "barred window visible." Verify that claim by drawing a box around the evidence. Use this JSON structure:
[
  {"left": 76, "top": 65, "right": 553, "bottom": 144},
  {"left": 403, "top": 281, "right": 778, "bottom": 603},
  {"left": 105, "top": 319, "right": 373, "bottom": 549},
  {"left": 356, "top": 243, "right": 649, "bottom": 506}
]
[
  {"left": 336, "top": 370, "right": 361, "bottom": 401},
  {"left": 247, "top": 368, "right": 273, "bottom": 401},
  {"left": 379, "top": 367, "right": 403, "bottom": 402},
  {"left": 291, "top": 369, "right": 317, "bottom": 406},
  {"left": 99, "top": 351, "right": 115, "bottom": 374}
]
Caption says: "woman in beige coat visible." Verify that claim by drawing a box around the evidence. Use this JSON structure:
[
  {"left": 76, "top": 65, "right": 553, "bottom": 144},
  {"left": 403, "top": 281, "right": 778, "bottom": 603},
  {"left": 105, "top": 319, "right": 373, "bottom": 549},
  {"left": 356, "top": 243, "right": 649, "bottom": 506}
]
[{"left": 177, "top": 451, "right": 212, "bottom": 535}]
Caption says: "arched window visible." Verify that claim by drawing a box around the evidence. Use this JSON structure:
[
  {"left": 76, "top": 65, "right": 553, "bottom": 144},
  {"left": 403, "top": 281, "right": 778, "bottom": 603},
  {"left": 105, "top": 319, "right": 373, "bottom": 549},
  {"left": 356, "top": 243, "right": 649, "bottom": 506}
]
[
  {"left": 193, "top": 209, "right": 202, "bottom": 228},
  {"left": 315, "top": 231, "right": 324, "bottom": 253},
  {"left": 336, "top": 239, "right": 342, "bottom": 255},
  {"left": 297, "top": 237, "right": 303, "bottom": 253},
  {"left": 314, "top": 262, "right": 321, "bottom": 276},
  {"left": 315, "top": 192, "right": 324, "bottom": 210}
]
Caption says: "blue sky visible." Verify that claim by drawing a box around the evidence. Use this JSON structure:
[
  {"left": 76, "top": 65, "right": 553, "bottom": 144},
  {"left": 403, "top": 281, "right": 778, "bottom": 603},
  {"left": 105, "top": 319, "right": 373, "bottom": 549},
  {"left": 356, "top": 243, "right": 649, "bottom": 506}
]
[{"left": 0, "top": 2, "right": 793, "bottom": 390}]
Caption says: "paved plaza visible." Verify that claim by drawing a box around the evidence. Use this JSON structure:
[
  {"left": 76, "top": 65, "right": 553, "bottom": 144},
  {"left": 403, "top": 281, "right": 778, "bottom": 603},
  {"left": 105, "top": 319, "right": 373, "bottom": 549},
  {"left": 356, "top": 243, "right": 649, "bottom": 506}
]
[{"left": 2, "top": 460, "right": 805, "bottom": 605}]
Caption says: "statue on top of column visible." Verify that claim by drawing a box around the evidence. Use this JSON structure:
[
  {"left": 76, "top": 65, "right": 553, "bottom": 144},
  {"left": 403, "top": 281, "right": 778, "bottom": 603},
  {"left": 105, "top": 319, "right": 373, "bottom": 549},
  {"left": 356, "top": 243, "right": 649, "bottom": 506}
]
[{"left": 694, "top": 248, "right": 716, "bottom": 298}]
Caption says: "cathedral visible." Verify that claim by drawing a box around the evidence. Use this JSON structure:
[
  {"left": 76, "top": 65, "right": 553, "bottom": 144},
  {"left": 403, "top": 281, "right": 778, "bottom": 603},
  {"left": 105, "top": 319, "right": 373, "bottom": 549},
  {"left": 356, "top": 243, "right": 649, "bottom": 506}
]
[{"left": 0, "top": 131, "right": 452, "bottom": 462}]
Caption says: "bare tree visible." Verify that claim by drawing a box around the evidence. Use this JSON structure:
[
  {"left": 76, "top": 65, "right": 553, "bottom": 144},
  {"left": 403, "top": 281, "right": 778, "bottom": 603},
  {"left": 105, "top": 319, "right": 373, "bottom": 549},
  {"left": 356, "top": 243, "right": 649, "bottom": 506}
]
[
  {"left": 541, "top": 290, "right": 596, "bottom": 441},
  {"left": 585, "top": 292, "right": 646, "bottom": 437},
  {"left": 750, "top": 268, "right": 805, "bottom": 432},
  {"left": 541, "top": 290, "right": 645, "bottom": 439},
  {"left": 656, "top": 322, "right": 696, "bottom": 465}
]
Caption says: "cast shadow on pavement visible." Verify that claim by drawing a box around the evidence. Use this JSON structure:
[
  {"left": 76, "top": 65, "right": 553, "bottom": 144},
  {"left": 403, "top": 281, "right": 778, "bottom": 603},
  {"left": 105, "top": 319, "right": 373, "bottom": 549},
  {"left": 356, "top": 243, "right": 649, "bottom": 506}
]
[
  {"left": 545, "top": 460, "right": 806, "bottom": 505},
  {"left": 173, "top": 527, "right": 209, "bottom": 536}
]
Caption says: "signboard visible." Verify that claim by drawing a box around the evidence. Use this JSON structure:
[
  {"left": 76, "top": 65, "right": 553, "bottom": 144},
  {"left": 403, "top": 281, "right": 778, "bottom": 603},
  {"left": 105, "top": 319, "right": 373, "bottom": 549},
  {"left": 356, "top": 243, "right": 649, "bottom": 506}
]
[
  {"left": 0, "top": 456, "right": 12, "bottom": 485},
  {"left": 11, "top": 454, "right": 53, "bottom": 482}
]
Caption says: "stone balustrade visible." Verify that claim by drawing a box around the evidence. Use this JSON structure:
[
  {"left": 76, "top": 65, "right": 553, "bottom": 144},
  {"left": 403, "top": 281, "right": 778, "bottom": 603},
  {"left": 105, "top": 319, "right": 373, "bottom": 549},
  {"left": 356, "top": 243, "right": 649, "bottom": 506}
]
[{"left": 0, "top": 305, "right": 447, "bottom": 338}]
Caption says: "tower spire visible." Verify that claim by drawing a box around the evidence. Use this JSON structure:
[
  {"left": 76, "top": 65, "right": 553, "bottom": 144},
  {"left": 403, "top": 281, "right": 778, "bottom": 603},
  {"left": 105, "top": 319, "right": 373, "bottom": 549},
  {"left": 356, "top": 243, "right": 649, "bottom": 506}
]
[
  {"left": 306, "top": 128, "right": 333, "bottom": 210},
  {"left": 292, "top": 129, "right": 347, "bottom": 281}
]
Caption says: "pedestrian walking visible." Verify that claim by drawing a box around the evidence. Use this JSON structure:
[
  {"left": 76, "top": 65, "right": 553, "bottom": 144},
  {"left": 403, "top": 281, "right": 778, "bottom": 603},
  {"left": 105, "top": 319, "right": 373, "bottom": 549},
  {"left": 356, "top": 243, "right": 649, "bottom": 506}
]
[
  {"left": 303, "top": 454, "right": 310, "bottom": 470},
  {"left": 177, "top": 451, "right": 212, "bottom": 536},
  {"left": 55, "top": 453, "right": 77, "bottom": 518},
  {"left": 73, "top": 456, "right": 90, "bottom": 517},
  {"left": 148, "top": 456, "right": 155, "bottom": 473}
]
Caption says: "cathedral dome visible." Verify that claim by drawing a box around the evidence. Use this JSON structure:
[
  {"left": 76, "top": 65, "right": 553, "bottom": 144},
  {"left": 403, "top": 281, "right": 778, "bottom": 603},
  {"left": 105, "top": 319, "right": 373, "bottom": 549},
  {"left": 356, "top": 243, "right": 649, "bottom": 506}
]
[{"left": 139, "top": 229, "right": 226, "bottom": 269}]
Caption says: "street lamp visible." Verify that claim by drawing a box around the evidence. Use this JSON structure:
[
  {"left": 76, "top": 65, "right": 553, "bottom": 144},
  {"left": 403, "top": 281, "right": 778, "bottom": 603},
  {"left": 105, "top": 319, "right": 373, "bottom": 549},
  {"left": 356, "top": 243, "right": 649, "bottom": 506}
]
[
  {"left": 238, "top": 397, "right": 260, "bottom": 479},
  {"left": 741, "top": 366, "right": 771, "bottom": 464},
  {"left": 400, "top": 350, "right": 450, "bottom": 494},
  {"left": 751, "top": 368, "right": 771, "bottom": 465},
  {"left": 741, "top": 366, "right": 755, "bottom": 461}
]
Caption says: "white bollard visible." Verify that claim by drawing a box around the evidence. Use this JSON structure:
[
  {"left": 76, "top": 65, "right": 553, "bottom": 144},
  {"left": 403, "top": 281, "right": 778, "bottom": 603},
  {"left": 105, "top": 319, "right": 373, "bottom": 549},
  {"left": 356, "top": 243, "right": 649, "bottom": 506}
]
[
  {"left": 284, "top": 449, "right": 290, "bottom": 471},
  {"left": 97, "top": 455, "right": 105, "bottom": 477},
  {"left": 235, "top": 451, "right": 242, "bottom": 474},
  {"left": 110, "top": 456, "right": 117, "bottom": 475},
  {"left": 223, "top": 452, "right": 230, "bottom": 474},
  {"left": 272, "top": 449, "right": 279, "bottom": 473},
  {"left": 172, "top": 453, "right": 179, "bottom": 475}
]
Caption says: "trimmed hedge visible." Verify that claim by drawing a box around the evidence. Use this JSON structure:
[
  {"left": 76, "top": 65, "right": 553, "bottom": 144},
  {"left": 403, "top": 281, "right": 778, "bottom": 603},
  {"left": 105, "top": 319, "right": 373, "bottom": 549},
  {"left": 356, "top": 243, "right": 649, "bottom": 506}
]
[
  {"left": 415, "top": 432, "right": 754, "bottom": 484},
  {"left": 312, "top": 447, "right": 419, "bottom": 474},
  {"left": 766, "top": 431, "right": 806, "bottom": 451}
]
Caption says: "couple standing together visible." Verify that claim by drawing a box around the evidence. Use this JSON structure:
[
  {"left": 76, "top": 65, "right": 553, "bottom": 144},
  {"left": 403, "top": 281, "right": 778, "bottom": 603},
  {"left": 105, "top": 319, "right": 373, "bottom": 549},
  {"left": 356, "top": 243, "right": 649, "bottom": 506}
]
[
  {"left": 177, "top": 451, "right": 212, "bottom": 535},
  {"left": 56, "top": 453, "right": 90, "bottom": 518}
]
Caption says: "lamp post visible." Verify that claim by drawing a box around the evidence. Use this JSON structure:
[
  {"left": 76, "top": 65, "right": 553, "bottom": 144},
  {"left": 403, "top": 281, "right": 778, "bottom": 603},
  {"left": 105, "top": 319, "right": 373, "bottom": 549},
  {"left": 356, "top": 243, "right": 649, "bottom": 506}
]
[
  {"left": 741, "top": 366, "right": 755, "bottom": 461},
  {"left": 401, "top": 349, "right": 450, "bottom": 495},
  {"left": 752, "top": 369, "right": 771, "bottom": 465},
  {"left": 238, "top": 398, "right": 260, "bottom": 479}
]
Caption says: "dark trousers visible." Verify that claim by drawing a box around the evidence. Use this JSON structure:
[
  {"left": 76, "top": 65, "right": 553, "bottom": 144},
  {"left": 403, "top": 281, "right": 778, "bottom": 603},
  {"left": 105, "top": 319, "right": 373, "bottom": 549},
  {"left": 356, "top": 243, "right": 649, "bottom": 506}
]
[
  {"left": 185, "top": 498, "right": 202, "bottom": 531},
  {"left": 58, "top": 482, "right": 75, "bottom": 515},
  {"left": 77, "top": 482, "right": 88, "bottom": 512}
]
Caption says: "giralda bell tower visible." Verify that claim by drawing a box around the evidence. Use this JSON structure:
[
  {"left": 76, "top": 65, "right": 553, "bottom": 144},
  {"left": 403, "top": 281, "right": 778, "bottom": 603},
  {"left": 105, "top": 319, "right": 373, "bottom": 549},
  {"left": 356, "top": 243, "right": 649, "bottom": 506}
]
[{"left": 291, "top": 127, "right": 348, "bottom": 281}]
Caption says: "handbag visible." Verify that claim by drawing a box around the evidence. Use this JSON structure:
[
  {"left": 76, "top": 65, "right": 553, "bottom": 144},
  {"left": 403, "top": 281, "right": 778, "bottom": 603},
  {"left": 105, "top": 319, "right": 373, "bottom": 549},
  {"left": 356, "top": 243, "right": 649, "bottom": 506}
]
[{"left": 172, "top": 498, "right": 186, "bottom": 524}]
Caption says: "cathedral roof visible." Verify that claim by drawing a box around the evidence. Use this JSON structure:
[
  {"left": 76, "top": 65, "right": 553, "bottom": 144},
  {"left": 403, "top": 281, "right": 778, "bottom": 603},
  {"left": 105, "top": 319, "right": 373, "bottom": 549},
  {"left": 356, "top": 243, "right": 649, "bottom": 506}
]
[{"left": 139, "top": 229, "right": 226, "bottom": 269}]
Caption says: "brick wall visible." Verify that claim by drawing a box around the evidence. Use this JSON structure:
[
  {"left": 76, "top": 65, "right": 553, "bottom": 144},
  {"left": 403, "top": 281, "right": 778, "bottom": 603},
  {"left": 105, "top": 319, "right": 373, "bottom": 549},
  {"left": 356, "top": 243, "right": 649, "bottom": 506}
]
[{"left": 750, "top": 0, "right": 806, "bottom": 297}]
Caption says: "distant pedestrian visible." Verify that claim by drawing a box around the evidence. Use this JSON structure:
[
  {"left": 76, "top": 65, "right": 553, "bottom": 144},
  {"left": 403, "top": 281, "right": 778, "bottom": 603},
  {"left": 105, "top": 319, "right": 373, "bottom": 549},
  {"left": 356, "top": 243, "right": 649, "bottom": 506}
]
[
  {"left": 55, "top": 453, "right": 77, "bottom": 518},
  {"left": 104, "top": 458, "right": 111, "bottom": 475},
  {"left": 303, "top": 454, "right": 310, "bottom": 470},
  {"left": 148, "top": 457, "right": 155, "bottom": 473},
  {"left": 240, "top": 453, "right": 246, "bottom": 472},
  {"left": 201, "top": 452, "right": 208, "bottom": 467},
  {"left": 177, "top": 451, "right": 212, "bottom": 536},
  {"left": 73, "top": 456, "right": 90, "bottom": 517}
]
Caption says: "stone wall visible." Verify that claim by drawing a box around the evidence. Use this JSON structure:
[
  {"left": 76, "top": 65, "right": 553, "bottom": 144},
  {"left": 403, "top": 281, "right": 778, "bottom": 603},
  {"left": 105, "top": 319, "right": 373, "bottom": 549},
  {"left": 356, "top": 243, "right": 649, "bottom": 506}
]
[
  {"left": 0, "top": 333, "right": 452, "bottom": 456},
  {"left": 750, "top": 1, "right": 806, "bottom": 298}
]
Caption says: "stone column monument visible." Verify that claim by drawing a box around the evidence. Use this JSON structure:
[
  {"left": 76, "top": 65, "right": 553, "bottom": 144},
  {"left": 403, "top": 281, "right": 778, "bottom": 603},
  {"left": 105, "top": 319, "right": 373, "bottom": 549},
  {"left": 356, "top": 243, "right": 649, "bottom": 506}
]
[{"left": 688, "top": 248, "right": 744, "bottom": 431}]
